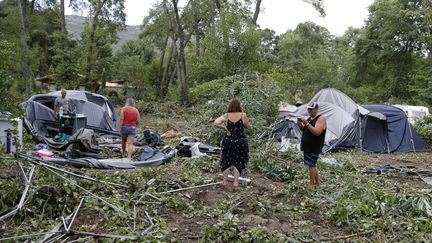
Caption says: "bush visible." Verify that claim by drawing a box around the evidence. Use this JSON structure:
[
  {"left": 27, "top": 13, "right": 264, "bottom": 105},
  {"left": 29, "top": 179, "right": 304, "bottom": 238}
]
[
  {"left": 188, "top": 74, "right": 293, "bottom": 144},
  {"left": 414, "top": 115, "right": 432, "bottom": 146}
]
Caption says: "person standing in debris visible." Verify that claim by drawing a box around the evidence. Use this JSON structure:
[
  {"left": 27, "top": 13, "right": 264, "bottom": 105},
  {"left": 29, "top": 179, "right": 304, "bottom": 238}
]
[
  {"left": 214, "top": 99, "right": 251, "bottom": 191},
  {"left": 298, "top": 102, "right": 326, "bottom": 190},
  {"left": 54, "top": 89, "right": 72, "bottom": 118},
  {"left": 120, "top": 98, "right": 140, "bottom": 159}
]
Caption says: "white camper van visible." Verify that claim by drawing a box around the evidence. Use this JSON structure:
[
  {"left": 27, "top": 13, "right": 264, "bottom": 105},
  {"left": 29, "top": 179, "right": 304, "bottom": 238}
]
[{"left": 394, "top": 105, "right": 430, "bottom": 124}]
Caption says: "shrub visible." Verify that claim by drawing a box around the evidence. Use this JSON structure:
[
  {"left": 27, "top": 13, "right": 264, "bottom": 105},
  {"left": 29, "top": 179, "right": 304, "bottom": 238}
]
[
  {"left": 414, "top": 115, "right": 432, "bottom": 146},
  {"left": 188, "top": 74, "right": 292, "bottom": 144}
]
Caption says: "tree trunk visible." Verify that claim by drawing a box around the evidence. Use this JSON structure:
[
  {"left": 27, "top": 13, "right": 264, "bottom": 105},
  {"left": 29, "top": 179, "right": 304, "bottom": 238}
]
[
  {"left": 60, "top": 0, "right": 67, "bottom": 36},
  {"left": 171, "top": 0, "right": 188, "bottom": 105},
  {"left": 169, "top": 57, "right": 177, "bottom": 85},
  {"left": 162, "top": 42, "right": 175, "bottom": 97},
  {"left": 157, "top": 35, "right": 169, "bottom": 97},
  {"left": 191, "top": 3, "right": 200, "bottom": 60},
  {"left": 193, "top": 23, "right": 200, "bottom": 60},
  {"left": 252, "top": 0, "right": 262, "bottom": 25},
  {"left": 214, "top": 0, "right": 229, "bottom": 52},
  {"left": 84, "top": 0, "right": 108, "bottom": 91},
  {"left": 16, "top": 0, "right": 32, "bottom": 96}
]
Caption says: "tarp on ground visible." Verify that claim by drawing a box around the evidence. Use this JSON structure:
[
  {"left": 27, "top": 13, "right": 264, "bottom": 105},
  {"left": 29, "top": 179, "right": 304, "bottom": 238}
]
[
  {"left": 19, "top": 90, "right": 119, "bottom": 137},
  {"left": 37, "top": 147, "right": 176, "bottom": 169}
]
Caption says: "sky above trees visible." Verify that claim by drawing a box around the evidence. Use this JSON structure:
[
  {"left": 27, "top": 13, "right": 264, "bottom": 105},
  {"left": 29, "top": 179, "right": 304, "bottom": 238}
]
[{"left": 64, "top": 0, "right": 374, "bottom": 36}]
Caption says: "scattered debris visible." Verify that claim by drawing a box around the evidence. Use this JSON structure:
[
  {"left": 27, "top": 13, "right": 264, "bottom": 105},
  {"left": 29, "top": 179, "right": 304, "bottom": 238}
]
[
  {"left": 365, "top": 164, "right": 400, "bottom": 175},
  {"left": 421, "top": 177, "right": 432, "bottom": 186},
  {"left": 161, "top": 129, "right": 182, "bottom": 139},
  {"left": 176, "top": 137, "right": 221, "bottom": 157},
  {"left": 321, "top": 157, "right": 344, "bottom": 166},
  {"left": 218, "top": 174, "right": 252, "bottom": 185}
]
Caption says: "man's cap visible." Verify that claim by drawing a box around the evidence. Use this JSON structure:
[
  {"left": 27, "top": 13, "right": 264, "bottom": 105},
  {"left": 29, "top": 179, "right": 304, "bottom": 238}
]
[{"left": 307, "top": 102, "right": 319, "bottom": 109}]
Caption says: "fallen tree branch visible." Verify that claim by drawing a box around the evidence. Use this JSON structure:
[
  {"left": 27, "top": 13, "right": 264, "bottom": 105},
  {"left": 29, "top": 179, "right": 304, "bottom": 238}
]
[
  {"left": 142, "top": 211, "right": 155, "bottom": 236},
  {"left": 67, "top": 236, "right": 92, "bottom": 243},
  {"left": 43, "top": 167, "right": 128, "bottom": 217},
  {"left": 71, "top": 230, "right": 138, "bottom": 240},
  {"left": 0, "top": 231, "right": 61, "bottom": 241},
  {"left": 155, "top": 181, "right": 222, "bottom": 195},
  {"left": 320, "top": 230, "right": 373, "bottom": 241}
]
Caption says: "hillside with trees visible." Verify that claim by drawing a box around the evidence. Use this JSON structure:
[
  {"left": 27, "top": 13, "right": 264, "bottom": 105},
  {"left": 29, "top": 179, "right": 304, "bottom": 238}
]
[{"left": 1, "top": 0, "right": 432, "bottom": 241}]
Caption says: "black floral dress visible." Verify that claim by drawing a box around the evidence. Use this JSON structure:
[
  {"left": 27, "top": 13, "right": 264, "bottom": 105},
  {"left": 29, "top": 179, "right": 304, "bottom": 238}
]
[{"left": 220, "top": 116, "right": 249, "bottom": 173}]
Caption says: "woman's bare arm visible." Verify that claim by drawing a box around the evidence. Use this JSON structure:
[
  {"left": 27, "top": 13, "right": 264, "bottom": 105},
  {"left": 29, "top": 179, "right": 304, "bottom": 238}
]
[
  {"left": 136, "top": 108, "right": 140, "bottom": 125},
  {"left": 242, "top": 113, "right": 251, "bottom": 129},
  {"left": 119, "top": 108, "right": 124, "bottom": 132},
  {"left": 213, "top": 113, "right": 229, "bottom": 132}
]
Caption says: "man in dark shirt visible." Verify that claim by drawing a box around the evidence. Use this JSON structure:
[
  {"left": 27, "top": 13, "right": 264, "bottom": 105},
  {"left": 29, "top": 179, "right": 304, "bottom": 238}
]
[{"left": 298, "top": 102, "right": 327, "bottom": 190}]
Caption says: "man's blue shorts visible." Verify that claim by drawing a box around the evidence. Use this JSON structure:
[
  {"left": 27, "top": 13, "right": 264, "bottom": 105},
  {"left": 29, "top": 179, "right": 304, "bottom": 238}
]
[
  {"left": 304, "top": 152, "right": 320, "bottom": 168},
  {"left": 122, "top": 126, "right": 136, "bottom": 137}
]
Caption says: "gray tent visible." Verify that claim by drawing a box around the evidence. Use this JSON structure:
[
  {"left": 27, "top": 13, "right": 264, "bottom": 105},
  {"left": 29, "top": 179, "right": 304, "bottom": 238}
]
[
  {"left": 287, "top": 101, "right": 355, "bottom": 152},
  {"left": 19, "top": 90, "right": 119, "bottom": 137}
]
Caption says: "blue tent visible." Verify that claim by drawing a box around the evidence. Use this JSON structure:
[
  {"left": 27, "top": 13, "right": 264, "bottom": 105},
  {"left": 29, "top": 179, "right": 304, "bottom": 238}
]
[{"left": 362, "top": 105, "right": 429, "bottom": 152}]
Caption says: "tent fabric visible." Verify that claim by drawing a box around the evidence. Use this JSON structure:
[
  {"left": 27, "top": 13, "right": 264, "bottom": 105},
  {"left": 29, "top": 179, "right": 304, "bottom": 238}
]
[
  {"left": 271, "top": 119, "right": 302, "bottom": 142},
  {"left": 20, "top": 91, "right": 119, "bottom": 137},
  {"left": 360, "top": 115, "right": 389, "bottom": 152},
  {"left": 362, "top": 104, "right": 429, "bottom": 152},
  {"left": 279, "top": 88, "right": 429, "bottom": 153},
  {"left": 287, "top": 102, "right": 355, "bottom": 152},
  {"left": 309, "top": 88, "right": 360, "bottom": 118},
  {"left": 39, "top": 148, "right": 176, "bottom": 169}
]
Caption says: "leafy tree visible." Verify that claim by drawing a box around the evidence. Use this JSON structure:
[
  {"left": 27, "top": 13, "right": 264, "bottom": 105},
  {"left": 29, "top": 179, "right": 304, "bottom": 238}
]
[
  {"left": 0, "top": 34, "right": 18, "bottom": 110},
  {"left": 82, "top": 0, "right": 126, "bottom": 91},
  {"left": 16, "top": 0, "right": 32, "bottom": 96},
  {"left": 275, "top": 21, "right": 336, "bottom": 98},
  {"left": 111, "top": 39, "right": 156, "bottom": 98},
  {"left": 353, "top": 0, "right": 432, "bottom": 104},
  {"left": 191, "top": 11, "right": 260, "bottom": 83}
]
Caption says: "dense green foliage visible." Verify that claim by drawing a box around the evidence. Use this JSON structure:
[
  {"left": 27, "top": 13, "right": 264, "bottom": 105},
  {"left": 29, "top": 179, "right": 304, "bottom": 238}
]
[
  {"left": 414, "top": 115, "right": 432, "bottom": 146},
  {"left": 0, "top": 0, "right": 430, "bottom": 110}
]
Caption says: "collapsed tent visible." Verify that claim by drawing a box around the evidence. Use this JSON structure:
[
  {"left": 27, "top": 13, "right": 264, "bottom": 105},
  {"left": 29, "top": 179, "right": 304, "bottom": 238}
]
[
  {"left": 19, "top": 90, "right": 119, "bottom": 137},
  {"left": 36, "top": 147, "right": 176, "bottom": 169}
]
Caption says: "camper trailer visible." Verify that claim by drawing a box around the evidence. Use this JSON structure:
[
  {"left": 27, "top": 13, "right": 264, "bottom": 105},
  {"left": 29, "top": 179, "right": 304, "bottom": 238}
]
[{"left": 393, "top": 105, "right": 429, "bottom": 124}]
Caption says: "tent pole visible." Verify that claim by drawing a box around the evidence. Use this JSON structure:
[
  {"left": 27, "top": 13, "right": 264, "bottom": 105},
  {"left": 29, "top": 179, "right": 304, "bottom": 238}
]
[
  {"left": 407, "top": 123, "right": 416, "bottom": 152},
  {"left": 359, "top": 118, "right": 363, "bottom": 152}
]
